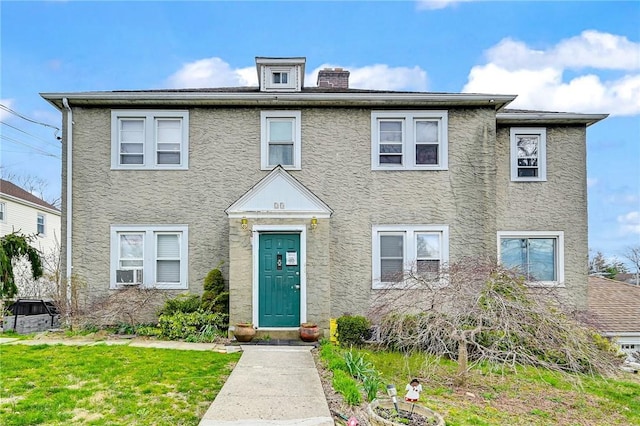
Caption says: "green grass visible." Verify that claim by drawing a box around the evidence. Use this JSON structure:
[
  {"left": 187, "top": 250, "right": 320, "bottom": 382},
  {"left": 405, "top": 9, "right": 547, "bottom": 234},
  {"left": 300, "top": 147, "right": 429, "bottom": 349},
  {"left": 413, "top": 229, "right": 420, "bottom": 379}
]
[
  {"left": 0, "top": 344, "right": 240, "bottom": 425},
  {"left": 320, "top": 343, "right": 640, "bottom": 425}
]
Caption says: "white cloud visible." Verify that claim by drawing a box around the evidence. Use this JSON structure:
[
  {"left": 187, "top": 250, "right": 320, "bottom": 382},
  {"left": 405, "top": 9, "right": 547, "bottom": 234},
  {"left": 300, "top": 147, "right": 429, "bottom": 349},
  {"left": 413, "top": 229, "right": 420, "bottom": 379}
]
[
  {"left": 166, "top": 58, "right": 429, "bottom": 92},
  {"left": 308, "top": 64, "right": 428, "bottom": 91},
  {"left": 463, "top": 31, "right": 640, "bottom": 116},
  {"left": 618, "top": 211, "right": 640, "bottom": 235},
  {"left": 486, "top": 31, "right": 640, "bottom": 71},
  {"left": 0, "top": 99, "right": 14, "bottom": 121},
  {"left": 416, "top": 0, "right": 474, "bottom": 10},
  {"left": 165, "top": 57, "right": 255, "bottom": 88}
]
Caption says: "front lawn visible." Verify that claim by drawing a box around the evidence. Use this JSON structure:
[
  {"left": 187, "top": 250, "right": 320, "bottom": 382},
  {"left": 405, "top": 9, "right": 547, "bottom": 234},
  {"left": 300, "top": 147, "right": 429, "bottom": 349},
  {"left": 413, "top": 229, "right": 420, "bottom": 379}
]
[
  {"left": 320, "top": 344, "right": 640, "bottom": 425},
  {"left": 0, "top": 344, "right": 240, "bottom": 425}
]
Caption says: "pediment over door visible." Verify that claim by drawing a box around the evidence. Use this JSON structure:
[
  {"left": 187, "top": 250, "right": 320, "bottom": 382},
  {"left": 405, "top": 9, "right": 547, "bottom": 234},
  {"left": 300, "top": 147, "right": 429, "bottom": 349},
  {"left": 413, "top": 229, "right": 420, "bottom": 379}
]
[{"left": 225, "top": 166, "right": 332, "bottom": 218}]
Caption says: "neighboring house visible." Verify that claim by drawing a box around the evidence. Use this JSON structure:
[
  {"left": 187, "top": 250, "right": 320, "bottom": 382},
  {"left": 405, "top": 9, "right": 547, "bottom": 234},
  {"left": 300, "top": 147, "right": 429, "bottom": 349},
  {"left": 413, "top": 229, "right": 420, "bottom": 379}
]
[
  {"left": 0, "top": 179, "right": 61, "bottom": 296},
  {"left": 614, "top": 273, "right": 640, "bottom": 286},
  {"left": 41, "top": 56, "right": 607, "bottom": 336},
  {"left": 588, "top": 276, "right": 640, "bottom": 354}
]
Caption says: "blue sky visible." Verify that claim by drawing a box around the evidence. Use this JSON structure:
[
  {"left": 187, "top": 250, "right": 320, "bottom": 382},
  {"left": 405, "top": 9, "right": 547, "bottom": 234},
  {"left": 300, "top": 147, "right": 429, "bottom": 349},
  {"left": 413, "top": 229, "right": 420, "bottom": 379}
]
[{"left": 1, "top": 0, "right": 639, "bottom": 265}]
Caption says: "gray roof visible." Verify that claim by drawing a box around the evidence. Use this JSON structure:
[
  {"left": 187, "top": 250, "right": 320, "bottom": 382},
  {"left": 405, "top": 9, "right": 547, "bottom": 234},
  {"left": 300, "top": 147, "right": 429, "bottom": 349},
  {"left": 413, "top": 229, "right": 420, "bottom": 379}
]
[
  {"left": 0, "top": 179, "right": 59, "bottom": 213},
  {"left": 41, "top": 88, "right": 607, "bottom": 126},
  {"left": 588, "top": 276, "right": 640, "bottom": 334}
]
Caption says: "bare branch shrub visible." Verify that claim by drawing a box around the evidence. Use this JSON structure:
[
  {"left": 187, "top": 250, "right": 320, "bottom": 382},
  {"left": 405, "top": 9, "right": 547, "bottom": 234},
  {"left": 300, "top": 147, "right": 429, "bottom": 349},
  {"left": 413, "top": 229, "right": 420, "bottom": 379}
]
[
  {"left": 70, "top": 286, "right": 166, "bottom": 330},
  {"left": 369, "top": 258, "right": 621, "bottom": 378}
]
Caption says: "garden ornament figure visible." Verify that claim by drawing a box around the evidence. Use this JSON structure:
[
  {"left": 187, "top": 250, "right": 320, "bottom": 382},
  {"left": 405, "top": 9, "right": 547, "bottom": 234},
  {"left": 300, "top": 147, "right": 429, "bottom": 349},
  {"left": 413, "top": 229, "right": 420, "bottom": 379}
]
[{"left": 405, "top": 378, "right": 422, "bottom": 402}]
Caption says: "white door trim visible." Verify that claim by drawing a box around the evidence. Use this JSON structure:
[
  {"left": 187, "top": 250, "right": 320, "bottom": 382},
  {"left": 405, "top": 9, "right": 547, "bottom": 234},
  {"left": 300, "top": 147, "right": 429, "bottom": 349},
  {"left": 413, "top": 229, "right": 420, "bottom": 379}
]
[{"left": 251, "top": 225, "right": 307, "bottom": 328}]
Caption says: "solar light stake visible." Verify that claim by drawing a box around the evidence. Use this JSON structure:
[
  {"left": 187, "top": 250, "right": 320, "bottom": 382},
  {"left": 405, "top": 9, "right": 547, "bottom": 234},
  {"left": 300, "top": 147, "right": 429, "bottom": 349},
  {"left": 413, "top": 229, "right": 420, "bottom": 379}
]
[{"left": 386, "top": 384, "right": 399, "bottom": 414}]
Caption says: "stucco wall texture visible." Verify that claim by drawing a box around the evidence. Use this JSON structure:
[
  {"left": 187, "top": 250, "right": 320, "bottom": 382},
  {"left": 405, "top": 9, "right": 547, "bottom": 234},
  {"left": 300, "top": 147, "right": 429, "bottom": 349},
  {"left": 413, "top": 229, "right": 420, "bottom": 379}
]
[{"left": 64, "top": 105, "right": 589, "bottom": 325}]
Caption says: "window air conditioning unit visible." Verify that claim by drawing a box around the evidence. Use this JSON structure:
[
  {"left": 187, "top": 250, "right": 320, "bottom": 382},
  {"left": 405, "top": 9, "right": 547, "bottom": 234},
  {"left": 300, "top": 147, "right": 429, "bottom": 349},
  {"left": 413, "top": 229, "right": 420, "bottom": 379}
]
[{"left": 116, "top": 269, "right": 143, "bottom": 285}]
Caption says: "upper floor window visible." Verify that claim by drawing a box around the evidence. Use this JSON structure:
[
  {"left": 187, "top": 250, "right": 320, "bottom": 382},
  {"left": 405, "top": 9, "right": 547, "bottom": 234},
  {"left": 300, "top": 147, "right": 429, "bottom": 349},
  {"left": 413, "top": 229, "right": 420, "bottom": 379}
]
[
  {"left": 510, "top": 128, "right": 546, "bottom": 182},
  {"left": 272, "top": 71, "right": 288, "bottom": 85},
  {"left": 371, "top": 111, "right": 448, "bottom": 171},
  {"left": 497, "top": 231, "right": 564, "bottom": 286},
  {"left": 260, "top": 111, "right": 301, "bottom": 170},
  {"left": 0, "top": 202, "right": 5, "bottom": 222},
  {"left": 111, "top": 110, "right": 189, "bottom": 170},
  {"left": 37, "top": 213, "right": 45, "bottom": 235},
  {"left": 110, "top": 225, "right": 188, "bottom": 289},
  {"left": 372, "top": 225, "right": 449, "bottom": 289}
]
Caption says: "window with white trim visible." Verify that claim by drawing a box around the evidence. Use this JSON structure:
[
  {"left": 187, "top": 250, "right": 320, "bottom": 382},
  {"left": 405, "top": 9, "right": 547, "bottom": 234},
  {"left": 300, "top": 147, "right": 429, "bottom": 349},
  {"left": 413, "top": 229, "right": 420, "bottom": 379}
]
[
  {"left": 264, "top": 66, "right": 297, "bottom": 91},
  {"left": 498, "top": 231, "right": 564, "bottom": 285},
  {"left": 371, "top": 111, "right": 448, "bottom": 170},
  {"left": 372, "top": 225, "right": 449, "bottom": 289},
  {"left": 510, "top": 128, "right": 546, "bottom": 181},
  {"left": 110, "top": 225, "right": 188, "bottom": 289},
  {"left": 111, "top": 110, "right": 189, "bottom": 170},
  {"left": 261, "top": 110, "right": 302, "bottom": 170},
  {"left": 0, "top": 202, "right": 5, "bottom": 222},
  {"left": 37, "top": 214, "right": 45, "bottom": 235}
]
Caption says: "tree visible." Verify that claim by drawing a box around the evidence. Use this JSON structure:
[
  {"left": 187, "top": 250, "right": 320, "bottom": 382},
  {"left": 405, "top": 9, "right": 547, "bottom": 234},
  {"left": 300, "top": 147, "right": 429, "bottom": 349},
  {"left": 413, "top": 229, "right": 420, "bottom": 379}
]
[
  {"left": 0, "top": 232, "right": 43, "bottom": 298},
  {"left": 370, "top": 259, "right": 621, "bottom": 381},
  {"left": 589, "top": 250, "right": 628, "bottom": 279},
  {"left": 623, "top": 245, "right": 640, "bottom": 285}
]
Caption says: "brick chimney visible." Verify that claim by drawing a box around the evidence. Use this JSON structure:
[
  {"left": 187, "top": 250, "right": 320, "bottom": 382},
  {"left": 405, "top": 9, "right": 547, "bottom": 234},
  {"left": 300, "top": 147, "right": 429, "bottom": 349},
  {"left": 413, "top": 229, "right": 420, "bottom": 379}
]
[{"left": 317, "top": 67, "right": 350, "bottom": 89}]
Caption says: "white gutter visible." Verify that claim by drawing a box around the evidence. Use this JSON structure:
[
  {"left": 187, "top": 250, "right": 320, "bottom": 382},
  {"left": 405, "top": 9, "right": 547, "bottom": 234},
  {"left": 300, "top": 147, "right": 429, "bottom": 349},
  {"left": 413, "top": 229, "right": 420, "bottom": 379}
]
[
  {"left": 62, "top": 98, "right": 73, "bottom": 308},
  {"left": 41, "top": 91, "right": 517, "bottom": 108},
  {"left": 497, "top": 112, "right": 608, "bottom": 126}
]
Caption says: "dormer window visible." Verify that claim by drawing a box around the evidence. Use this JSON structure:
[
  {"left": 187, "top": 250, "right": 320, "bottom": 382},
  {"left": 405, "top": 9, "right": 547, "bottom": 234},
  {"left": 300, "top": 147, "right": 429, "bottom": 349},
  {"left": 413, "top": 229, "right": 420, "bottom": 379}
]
[
  {"left": 272, "top": 71, "right": 288, "bottom": 85},
  {"left": 256, "top": 57, "right": 305, "bottom": 92}
]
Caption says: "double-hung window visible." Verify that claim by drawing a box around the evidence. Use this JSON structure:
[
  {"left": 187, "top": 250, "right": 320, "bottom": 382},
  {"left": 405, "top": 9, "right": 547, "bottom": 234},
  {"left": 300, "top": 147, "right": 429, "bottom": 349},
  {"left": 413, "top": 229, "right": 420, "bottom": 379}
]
[
  {"left": 0, "top": 202, "right": 5, "bottom": 222},
  {"left": 110, "top": 225, "right": 188, "bottom": 289},
  {"left": 111, "top": 110, "right": 189, "bottom": 170},
  {"left": 372, "top": 111, "right": 448, "bottom": 170},
  {"left": 498, "top": 231, "right": 564, "bottom": 286},
  {"left": 372, "top": 225, "right": 449, "bottom": 289},
  {"left": 510, "top": 128, "right": 546, "bottom": 181},
  {"left": 37, "top": 213, "right": 45, "bottom": 235},
  {"left": 261, "top": 111, "right": 301, "bottom": 170}
]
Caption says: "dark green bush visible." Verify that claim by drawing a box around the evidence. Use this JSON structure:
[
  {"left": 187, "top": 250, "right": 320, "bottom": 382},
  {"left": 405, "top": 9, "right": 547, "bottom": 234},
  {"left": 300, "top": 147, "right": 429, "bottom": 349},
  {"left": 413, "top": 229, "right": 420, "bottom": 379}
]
[
  {"left": 202, "top": 267, "right": 229, "bottom": 319},
  {"left": 336, "top": 315, "right": 371, "bottom": 347}
]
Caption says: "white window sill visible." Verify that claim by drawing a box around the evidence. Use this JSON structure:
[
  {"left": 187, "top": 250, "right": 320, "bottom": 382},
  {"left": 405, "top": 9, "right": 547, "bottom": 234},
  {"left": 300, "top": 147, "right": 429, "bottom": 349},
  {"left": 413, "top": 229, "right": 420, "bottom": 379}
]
[{"left": 524, "top": 281, "right": 565, "bottom": 288}]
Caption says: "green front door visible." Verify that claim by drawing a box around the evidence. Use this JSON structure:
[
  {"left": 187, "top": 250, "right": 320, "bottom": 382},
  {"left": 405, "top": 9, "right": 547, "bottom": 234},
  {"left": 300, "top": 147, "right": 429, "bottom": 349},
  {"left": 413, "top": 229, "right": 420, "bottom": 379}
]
[{"left": 258, "top": 233, "right": 301, "bottom": 327}]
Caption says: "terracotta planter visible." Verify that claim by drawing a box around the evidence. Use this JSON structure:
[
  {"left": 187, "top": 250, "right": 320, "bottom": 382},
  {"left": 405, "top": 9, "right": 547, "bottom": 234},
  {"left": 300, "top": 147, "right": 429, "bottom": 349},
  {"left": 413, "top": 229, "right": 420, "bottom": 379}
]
[
  {"left": 367, "top": 399, "right": 445, "bottom": 426},
  {"left": 299, "top": 323, "right": 321, "bottom": 342},
  {"left": 233, "top": 323, "right": 256, "bottom": 342}
]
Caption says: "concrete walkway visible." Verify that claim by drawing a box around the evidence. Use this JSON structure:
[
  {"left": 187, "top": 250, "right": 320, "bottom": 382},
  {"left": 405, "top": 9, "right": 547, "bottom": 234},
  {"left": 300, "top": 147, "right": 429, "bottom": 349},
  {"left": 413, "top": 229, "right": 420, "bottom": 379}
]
[
  {"left": 1, "top": 337, "right": 333, "bottom": 425},
  {"left": 199, "top": 346, "right": 333, "bottom": 426}
]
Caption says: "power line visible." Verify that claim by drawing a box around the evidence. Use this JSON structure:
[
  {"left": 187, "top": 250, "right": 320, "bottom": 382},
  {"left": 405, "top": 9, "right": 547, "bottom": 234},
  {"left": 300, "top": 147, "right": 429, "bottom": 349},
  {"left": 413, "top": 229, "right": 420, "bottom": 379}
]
[
  {"left": 0, "top": 135, "right": 61, "bottom": 159},
  {"left": 1, "top": 121, "right": 61, "bottom": 146},
  {"left": 0, "top": 104, "right": 61, "bottom": 139}
]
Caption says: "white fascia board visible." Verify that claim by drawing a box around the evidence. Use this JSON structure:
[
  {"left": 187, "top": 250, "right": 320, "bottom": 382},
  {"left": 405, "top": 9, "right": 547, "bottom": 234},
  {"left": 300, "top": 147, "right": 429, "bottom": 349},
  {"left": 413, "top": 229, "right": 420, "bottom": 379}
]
[
  {"left": 497, "top": 112, "right": 608, "bottom": 126},
  {"left": 602, "top": 332, "right": 640, "bottom": 338},
  {"left": 227, "top": 211, "right": 330, "bottom": 219},
  {"left": 41, "top": 92, "right": 517, "bottom": 109}
]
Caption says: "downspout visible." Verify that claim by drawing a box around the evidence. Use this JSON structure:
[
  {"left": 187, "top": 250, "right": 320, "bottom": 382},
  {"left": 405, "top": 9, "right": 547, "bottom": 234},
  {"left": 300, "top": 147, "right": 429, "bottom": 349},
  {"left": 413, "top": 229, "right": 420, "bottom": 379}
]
[{"left": 62, "top": 98, "right": 73, "bottom": 310}]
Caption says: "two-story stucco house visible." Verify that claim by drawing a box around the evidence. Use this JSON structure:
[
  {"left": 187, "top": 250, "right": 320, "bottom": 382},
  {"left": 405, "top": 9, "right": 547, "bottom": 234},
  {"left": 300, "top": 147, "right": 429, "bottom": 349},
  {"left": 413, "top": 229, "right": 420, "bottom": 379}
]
[
  {"left": 41, "top": 56, "right": 606, "bottom": 337},
  {"left": 0, "top": 179, "right": 61, "bottom": 297}
]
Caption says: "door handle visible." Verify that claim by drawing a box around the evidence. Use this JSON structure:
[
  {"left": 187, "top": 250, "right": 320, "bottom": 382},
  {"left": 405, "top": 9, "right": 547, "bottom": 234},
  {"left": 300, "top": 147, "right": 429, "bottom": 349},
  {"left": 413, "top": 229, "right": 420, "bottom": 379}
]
[{"left": 294, "top": 285, "right": 301, "bottom": 290}]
